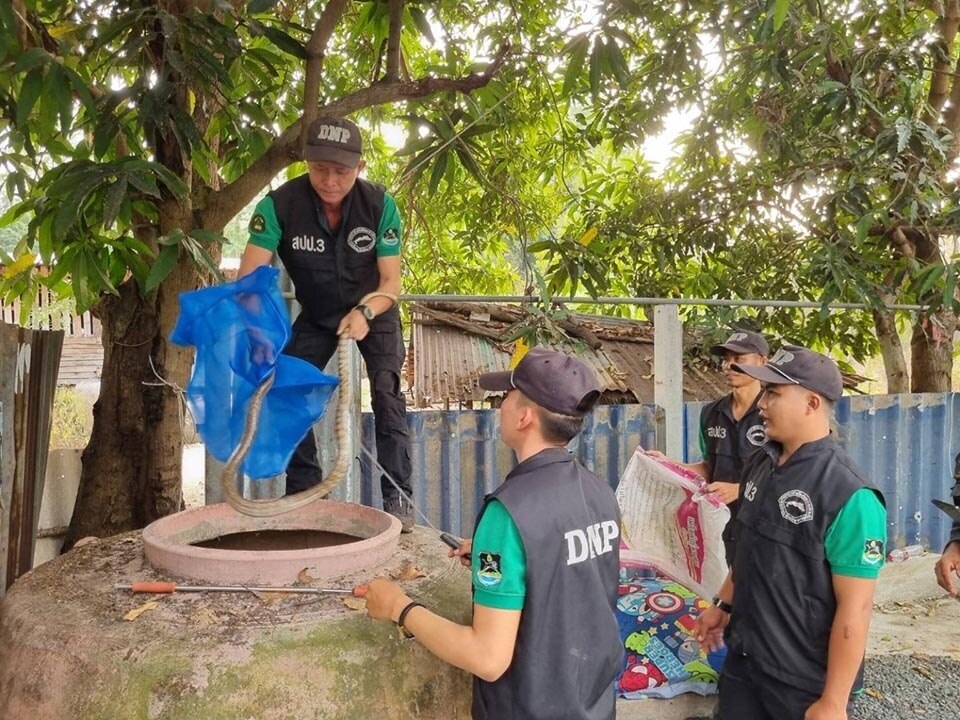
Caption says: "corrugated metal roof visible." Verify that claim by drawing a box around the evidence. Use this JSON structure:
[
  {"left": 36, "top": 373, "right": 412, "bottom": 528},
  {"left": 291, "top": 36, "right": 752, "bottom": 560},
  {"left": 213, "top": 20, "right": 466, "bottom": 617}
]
[{"left": 410, "top": 305, "right": 728, "bottom": 407}]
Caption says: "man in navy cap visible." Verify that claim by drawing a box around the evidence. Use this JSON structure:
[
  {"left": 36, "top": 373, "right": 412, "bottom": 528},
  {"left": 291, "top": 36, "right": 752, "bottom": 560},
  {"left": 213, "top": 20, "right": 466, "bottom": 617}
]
[
  {"left": 361, "top": 348, "right": 623, "bottom": 720},
  {"left": 238, "top": 115, "right": 414, "bottom": 530},
  {"left": 695, "top": 345, "right": 887, "bottom": 720},
  {"left": 652, "top": 328, "right": 770, "bottom": 565}
]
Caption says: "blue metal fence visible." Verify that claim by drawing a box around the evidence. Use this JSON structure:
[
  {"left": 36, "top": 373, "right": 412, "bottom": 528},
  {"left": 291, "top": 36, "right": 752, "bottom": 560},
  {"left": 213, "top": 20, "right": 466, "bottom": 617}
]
[
  {"left": 356, "top": 394, "right": 958, "bottom": 551},
  {"left": 358, "top": 403, "right": 660, "bottom": 538},
  {"left": 683, "top": 393, "right": 960, "bottom": 552}
]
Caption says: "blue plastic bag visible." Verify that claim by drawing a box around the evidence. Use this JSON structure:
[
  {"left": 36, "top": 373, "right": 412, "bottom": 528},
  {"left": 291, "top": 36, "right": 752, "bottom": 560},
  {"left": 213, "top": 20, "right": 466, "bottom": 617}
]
[{"left": 170, "top": 266, "right": 339, "bottom": 479}]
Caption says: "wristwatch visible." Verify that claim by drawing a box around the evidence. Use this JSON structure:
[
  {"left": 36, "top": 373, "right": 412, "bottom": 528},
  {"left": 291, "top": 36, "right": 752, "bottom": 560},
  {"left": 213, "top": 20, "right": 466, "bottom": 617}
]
[
  {"left": 712, "top": 596, "right": 733, "bottom": 614},
  {"left": 355, "top": 303, "right": 375, "bottom": 321}
]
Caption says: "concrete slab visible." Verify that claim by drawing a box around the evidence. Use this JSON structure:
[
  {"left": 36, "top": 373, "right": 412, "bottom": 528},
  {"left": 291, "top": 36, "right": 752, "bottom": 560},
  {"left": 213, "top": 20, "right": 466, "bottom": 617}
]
[{"left": 616, "top": 694, "right": 714, "bottom": 719}]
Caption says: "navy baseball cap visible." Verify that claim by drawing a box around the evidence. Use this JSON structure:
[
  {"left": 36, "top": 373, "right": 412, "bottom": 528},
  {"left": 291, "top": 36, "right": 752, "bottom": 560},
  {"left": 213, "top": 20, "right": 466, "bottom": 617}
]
[
  {"left": 732, "top": 345, "right": 843, "bottom": 401},
  {"left": 711, "top": 329, "right": 769, "bottom": 357},
  {"left": 478, "top": 348, "right": 601, "bottom": 416},
  {"left": 304, "top": 116, "right": 362, "bottom": 167}
]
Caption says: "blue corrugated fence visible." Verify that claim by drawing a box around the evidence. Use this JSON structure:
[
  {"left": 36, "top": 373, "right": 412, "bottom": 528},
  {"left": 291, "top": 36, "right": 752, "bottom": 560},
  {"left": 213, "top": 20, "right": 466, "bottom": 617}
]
[{"left": 357, "top": 394, "right": 957, "bottom": 551}]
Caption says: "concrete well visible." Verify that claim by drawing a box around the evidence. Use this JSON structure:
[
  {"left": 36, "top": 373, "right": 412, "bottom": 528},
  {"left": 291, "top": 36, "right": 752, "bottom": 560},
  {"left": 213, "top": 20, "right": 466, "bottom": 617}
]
[
  {"left": 0, "top": 524, "right": 473, "bottom": 720},
  {"left": 142, "top": 500, "right": 401, "bottom": 585}
]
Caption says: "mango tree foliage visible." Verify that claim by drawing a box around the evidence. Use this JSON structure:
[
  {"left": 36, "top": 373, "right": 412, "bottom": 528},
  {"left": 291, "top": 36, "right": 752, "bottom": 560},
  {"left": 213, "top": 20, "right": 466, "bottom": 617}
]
[
  {"left": 0, "top": 0, "right": 540, "bottom": 541},
  {"left": 491, "top": 0, "right": 960, "bottom": 391}
]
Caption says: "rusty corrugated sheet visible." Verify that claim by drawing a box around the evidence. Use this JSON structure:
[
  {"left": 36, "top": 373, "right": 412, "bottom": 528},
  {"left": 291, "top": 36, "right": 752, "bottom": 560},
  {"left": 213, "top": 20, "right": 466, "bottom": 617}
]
[
  {"left": 0, "top": 321, "right": 63, "bottom": 596},
  {"left": 684, "top": 393, "right": 960, "bottom": 552},
  {"left": 411, "top": 310, "right": 728, "bottom": 407}
]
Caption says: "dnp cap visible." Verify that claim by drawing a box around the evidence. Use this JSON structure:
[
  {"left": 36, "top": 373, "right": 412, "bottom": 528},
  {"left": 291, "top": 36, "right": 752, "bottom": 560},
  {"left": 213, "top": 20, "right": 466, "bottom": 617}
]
[
  {"left": 710, "top": 329, "right": 769, "bottom": 357},
  {"left": 732, "top": 345, "right": 844, "bottom": 401},
  {"left": 304, "top": 116, "right": 362, "bottom": 167},
  {"left": 478, "top": 347, "right": 601, "bottom": 417}
]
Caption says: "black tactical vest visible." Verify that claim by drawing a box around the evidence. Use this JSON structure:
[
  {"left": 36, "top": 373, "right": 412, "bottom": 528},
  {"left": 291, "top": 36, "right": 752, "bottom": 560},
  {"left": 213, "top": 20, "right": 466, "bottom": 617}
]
[
  {"left": 730, "top": 436, "right": 883, "bottom": 695},
  {"left": 471, "top": 448, "right": 623, "bottom": 720},
  {"left": 700, "top": 392, "right": 767, "bottom": 538},
  {"left": 269, "top": 175, "right": 399, "bottom": 332}
]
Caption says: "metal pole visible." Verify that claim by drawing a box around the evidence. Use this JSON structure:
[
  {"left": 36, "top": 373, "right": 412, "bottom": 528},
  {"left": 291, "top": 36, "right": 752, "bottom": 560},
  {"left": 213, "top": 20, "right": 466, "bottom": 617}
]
[
  {"left": 654, "top": 306, "right": 684, "bottom": 458},
  {"left": 279, "top": 293, "right": 924, "bottom": 312}
]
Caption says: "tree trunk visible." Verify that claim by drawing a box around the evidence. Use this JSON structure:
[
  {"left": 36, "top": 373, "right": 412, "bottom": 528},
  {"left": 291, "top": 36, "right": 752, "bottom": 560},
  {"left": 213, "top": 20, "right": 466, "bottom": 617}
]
[
  {"left": 871, "top": 307, "right": 909, "bottom": 393},
  {"left": 910, "top": 309, "right": 957, "bottom": 392},
  {"left": 65, "top": 260, "right": 198, "bottom": 546}
]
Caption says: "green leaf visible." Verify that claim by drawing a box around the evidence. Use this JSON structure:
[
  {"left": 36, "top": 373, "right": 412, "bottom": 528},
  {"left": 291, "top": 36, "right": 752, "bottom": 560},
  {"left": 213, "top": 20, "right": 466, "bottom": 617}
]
[
  {"left": 408, "top": 6, "right": 435, "bottom": 44},
  {"left": 588, "top": 39, "right": 602, "bottom": 97},
  {"left": 260, "top": 26, "right": 308, "bottom": 59},
  {"left": 103, "top": 179, "right": 128, "bottom": 230},
  {"left": 182, "top": 236, "right": 223, "bottom": 280},
  {"left": 60, "top": 65, "right": 96, "bottom": 114},
  {"left": 189, "top": 229, "right": 226, "bottom": 245},
  {"left": 91, "top": 256, "right": 119, "bottom": 295},
  {"left": 16, "top": 68, "right": 45, "bottom": 128},
  {"left": 47, "top": 65, "right": 74, "bottom": 134},
  {"left": 854, "top": 212, "right": 874, "bottom": 243},
  {"left": 247, "top": 0, "right": 278, "bottom": 13},
  {"left": 13, "top": 48, "right": 49, "bottom": 73},
  {"left": 144, "top": 244, "right": 180, "bottom": 294},
  {"left": 428, "top": 151, "right": 448, "bottom": 194},
  {"left": 896, "top": 119, "right": 911, "bottom": 155},
  {"left": 127, "top": 170, "right": 162, "bottom": 198},
  {"left": 772, "top": 0, "right": 790, "bottom": 31},
  {"left": 562, "top": 35, "right": 589, "bottom": 96},
  {"left": 71, "top": 251, "right": 95, "bottom": 313}
]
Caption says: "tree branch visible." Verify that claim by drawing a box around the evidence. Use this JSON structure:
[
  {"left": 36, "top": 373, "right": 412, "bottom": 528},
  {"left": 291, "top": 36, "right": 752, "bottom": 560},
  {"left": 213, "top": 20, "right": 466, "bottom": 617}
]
[
  {"left": 203, "top": 45, "right": 510, "bottom": 231},
  {"left": 300, "top": 0, "right": 351, "bottom": 152},
  {"left": 384, "top": 0, "right": 404, "bottom": 82},
  {"left": 923, "top": 0, "right": 960, "bottom": 126}
]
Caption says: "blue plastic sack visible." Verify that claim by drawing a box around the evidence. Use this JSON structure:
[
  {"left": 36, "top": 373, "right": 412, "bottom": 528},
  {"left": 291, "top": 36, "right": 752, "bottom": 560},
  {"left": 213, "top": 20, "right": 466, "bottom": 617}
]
[{"left": 170, "top": 265, "right": 339, "bottom": 479}]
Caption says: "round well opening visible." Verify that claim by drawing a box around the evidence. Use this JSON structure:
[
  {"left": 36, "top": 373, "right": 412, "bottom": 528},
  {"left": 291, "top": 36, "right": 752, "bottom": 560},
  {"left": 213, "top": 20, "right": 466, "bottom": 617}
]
[{"left": 142, "top": 500, "right": 402, "bottom": 585}]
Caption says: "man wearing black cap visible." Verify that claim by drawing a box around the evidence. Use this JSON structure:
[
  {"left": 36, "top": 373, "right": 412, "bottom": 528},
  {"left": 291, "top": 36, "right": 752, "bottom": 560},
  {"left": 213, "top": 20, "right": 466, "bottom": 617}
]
[
  {"left": 360, "top": 348, "right": 623, "bottom": 720},
  {"left": 238, "top": 115, "right": 413, "bottom": 530},
  {"left": 652, "top": 329, "right": 770, "bottom": 565},
  {"left": 695, "top": 346, "right": 887, "bottom": 720}
]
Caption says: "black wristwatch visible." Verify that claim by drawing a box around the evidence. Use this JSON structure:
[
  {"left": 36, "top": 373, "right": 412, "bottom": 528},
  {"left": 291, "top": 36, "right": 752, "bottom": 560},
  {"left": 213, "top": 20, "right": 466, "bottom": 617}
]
[
  {"left": 712, "top": 596, "right": 733, "bottom": 614},
  {"left": 355, "top": 303, "right": 375, "bottom": 321}
]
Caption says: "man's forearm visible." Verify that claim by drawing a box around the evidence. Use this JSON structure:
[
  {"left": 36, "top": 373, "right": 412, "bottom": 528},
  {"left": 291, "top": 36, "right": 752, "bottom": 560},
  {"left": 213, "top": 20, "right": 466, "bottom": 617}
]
[
  {"left": 820, "top": 596, "right": 872, "bottom": 703},
  {"left": 398, "top": 603, "right": 513, "bottom": 682},
  {"left": 949, "top": 520, "right": 960, "bottom": 549},
  {"left": 363, "top": 275, "right": 401, "bottom": 316}
]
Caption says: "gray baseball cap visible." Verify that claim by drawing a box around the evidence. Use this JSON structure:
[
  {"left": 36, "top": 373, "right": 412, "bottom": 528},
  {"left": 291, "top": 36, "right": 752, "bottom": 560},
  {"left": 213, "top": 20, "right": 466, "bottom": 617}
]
[
  {"left": 732, "top": 344, "right": 843, "bottom": 401},
  {"left": 304, "top": 116, "right": 362, "bottom": 167},
  {"left": 711, "top": 329, "right": 769, "bottom": 357},
  {"left": 478, "top": 347, "right": 601, "bottom": 416}
]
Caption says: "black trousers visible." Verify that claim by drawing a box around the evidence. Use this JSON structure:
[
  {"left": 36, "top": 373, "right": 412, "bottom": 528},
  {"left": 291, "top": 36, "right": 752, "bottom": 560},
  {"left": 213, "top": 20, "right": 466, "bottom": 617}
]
[
  {"left": 282, "top": 317, "right": 412, "bottom": 499},
  {"left": 716, "top": 650, "right": 853, "bottom": 720}
]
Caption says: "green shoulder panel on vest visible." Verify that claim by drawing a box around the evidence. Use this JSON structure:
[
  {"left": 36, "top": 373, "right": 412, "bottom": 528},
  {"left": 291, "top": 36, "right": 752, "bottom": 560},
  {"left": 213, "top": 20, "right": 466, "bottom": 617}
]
[
  {"left": 376, "top": 193, "right": 402, "bottom": 257},
  {"left": 247, "top": 196, "right": 282, "bottom": 252},
  {"left": 472, "top": 499, "right": 527, "bottom": 610},
  {"left": 824, "top": 487, "right": 887, "bottom": 579}
]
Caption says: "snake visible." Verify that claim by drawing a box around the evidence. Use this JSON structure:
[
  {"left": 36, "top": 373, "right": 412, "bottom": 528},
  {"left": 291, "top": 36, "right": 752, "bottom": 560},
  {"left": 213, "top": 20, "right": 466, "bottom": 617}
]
[{"left": 221, "top": 292, "right": 398, "bottom": 517}]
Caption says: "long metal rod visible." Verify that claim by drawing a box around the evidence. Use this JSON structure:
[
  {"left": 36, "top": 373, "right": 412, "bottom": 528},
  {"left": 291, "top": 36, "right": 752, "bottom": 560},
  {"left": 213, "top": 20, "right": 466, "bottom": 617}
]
[
  {"left": 279, "top": 292, "right": 924, "bottom": 312},
  {"left": 114, "top": 583, "right": 353, "bottom": 594}
]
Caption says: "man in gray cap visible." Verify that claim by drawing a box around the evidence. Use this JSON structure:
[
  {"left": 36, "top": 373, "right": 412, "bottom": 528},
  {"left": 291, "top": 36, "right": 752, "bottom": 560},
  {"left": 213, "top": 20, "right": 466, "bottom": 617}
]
[
  {"left": 238, "top": 116, "right": 414, "bottom": 530},
  {"left": 695, "top": 345, "right": 887, "bottom": 720},
  {"left": 360, "top": 348, "right": 623, "bottom": 720},
  {"left": 651, "top": 329, "right": 770, "bottom": 565}
]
